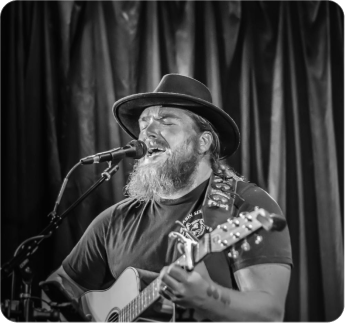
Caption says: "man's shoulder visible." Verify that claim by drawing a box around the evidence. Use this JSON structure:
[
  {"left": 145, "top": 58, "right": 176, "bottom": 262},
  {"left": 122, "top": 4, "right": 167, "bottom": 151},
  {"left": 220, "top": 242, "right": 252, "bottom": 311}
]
[
  {"left": 236, "top": 181, "right": 283, "bottom": 215},
  {"left": 236, "top": 180, "right": 256, "bottom": 194}
]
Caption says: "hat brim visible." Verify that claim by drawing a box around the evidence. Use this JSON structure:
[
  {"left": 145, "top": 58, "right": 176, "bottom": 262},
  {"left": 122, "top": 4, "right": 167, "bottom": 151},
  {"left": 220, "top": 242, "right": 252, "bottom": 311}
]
[{"left": 113, "top": 92, "right": 240, "bottom": 159}]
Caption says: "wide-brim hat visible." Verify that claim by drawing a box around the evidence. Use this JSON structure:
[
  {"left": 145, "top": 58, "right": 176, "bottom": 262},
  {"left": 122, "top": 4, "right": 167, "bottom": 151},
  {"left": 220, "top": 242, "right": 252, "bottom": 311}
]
[{"left": 113, "top": 74, "right": 240, "bottom": 158}]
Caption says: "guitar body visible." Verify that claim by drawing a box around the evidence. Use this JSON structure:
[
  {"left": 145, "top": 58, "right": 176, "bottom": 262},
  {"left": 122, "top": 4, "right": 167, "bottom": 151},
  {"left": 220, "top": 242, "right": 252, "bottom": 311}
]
[{"left": 80, "top": 267, "right": 174, "bottom": 322}]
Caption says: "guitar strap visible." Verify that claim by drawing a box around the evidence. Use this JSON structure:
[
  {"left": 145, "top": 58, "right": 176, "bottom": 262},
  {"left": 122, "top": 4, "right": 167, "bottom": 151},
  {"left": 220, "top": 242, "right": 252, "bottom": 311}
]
[
  {"left": 200, "top": 167, "right": 256, "bottom": 290},
  {"left": 201, "top": 168, "right": 245, "bottom": 228}
]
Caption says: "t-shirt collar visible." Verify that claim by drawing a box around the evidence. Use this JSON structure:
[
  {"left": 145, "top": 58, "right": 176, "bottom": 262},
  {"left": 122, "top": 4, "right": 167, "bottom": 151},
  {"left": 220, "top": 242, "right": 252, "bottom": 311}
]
[{"left": 157, "top": 178, "right": 210, "bottom": 206}]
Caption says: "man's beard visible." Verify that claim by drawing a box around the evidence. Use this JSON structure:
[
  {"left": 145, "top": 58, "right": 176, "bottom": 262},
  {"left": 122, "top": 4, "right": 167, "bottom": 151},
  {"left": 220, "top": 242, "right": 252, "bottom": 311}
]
[{"left": 125, "top": 137, "right": 201, "bottom": 202}]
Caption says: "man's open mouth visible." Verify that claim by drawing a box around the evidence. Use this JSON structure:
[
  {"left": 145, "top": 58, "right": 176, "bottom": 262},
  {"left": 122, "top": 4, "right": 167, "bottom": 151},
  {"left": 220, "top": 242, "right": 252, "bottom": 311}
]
[{"left": 147, "top": 147, "right": 167, "bottom": 157}]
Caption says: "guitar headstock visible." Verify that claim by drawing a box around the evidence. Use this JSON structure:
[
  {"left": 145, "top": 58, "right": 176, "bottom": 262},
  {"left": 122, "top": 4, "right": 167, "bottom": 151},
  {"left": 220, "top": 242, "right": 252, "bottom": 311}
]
[{"left": 209, "top": 207, "right": 286, "bottom": 253}]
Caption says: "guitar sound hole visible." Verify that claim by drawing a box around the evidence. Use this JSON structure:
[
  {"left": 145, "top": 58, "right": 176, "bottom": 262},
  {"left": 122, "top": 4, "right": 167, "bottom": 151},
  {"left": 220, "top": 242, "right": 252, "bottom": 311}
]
[{"left": 107, "top": 311, "right": 119, "bottom": 322}]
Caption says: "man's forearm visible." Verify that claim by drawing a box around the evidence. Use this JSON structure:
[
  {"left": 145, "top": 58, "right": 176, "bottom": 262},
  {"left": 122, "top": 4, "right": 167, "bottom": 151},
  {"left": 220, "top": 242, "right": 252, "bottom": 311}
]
[
  {"left": 45, "top": 266, "right": 87, "bottom": 302},
  {"left": 194, "top": 281, "right": 284, "bottom": 322}
]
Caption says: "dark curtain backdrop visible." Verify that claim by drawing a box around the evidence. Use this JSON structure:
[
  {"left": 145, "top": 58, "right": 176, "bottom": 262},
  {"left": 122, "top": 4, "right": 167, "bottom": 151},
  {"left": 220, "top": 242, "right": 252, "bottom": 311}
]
[{"left": 1, "top": 1, "right": 343, "bottom": 321}]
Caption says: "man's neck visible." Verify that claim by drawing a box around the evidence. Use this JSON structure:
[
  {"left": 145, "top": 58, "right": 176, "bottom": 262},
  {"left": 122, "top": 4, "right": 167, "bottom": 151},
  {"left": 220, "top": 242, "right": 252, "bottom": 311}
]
[{"left": 158, "top": 159, "right": 212, "bottom": 200}]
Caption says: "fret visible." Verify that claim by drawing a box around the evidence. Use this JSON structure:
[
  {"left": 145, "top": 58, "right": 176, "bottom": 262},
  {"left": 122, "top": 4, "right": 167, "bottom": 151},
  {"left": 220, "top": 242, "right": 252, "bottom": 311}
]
[
  {"left": 133, "top": 298, "right": 136, "bottom": 320},
  {"left": 152, "top": 279, "right": 155, "bottom": 299},
  {"left": 153, "top": 279, "right": 157, "bottom": 297},
  {"left": 142, "top": 289, "right": 145, "bottom": 310},
  {"left": 149, "top": 288, "right": 153, "bottom": 304},
  {"left": 149, "top": 283, "right": 152, "bottom": 305},
  {"left": 122, "top": 305, "right": 126, "bottom": 322},
  {"left": 129, "top": 302, "right": 132, "bottom": 322},
  {"left": 134, "top": 298, "right": 137, "bottom": 320},
  {"left": 130, "top": 299, "right": 133, "bottom": 321},
  {"left": 133, "top": 300, "right": 135, "bottom": 321},
  {"left": 134, "top": 295, "right": 137, "bottom": 319}
]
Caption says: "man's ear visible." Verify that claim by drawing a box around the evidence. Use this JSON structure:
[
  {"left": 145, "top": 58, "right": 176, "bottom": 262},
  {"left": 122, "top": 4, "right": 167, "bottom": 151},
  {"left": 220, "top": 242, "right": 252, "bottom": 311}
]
[{"left": 198, "top": 131, "right": 213, "bottom": 154}]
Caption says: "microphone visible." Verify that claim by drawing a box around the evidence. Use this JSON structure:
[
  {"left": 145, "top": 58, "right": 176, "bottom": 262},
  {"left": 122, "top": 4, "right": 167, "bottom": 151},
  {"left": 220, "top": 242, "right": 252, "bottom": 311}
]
[{"left": 80, "top": 140, "right": 147, "bottom": 165}]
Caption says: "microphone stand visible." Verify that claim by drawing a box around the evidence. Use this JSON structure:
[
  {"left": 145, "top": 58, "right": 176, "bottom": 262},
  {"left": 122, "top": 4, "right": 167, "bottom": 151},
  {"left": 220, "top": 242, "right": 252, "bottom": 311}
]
[{"left": 1, "top": 160, "right": 121, "bottom": 321}]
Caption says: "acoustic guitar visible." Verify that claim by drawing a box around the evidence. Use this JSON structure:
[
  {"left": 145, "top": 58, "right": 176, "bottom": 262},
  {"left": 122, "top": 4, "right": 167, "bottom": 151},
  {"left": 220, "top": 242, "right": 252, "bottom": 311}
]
[{"left": 78, "top": 208, "right": 286, "bottom": 322}]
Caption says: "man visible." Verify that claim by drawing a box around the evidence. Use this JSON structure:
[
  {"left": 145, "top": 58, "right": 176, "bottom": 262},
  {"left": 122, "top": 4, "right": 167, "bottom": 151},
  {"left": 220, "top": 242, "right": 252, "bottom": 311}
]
[{"left": 46, "top": 74, "right": 292, "bottom": 321}]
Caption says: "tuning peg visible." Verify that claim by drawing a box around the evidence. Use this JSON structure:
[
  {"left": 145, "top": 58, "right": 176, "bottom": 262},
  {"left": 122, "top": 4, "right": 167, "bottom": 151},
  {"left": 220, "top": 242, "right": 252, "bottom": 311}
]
[
  {"left": 255, "top": 234, "right": 263, "bottom": 244},
  {"left": 244, "top": 224, "right": 253, "bottom": 230},
  {"left": 217, "top": 224, "right": 228, "bottom": 232},
  {"left": 239, "top": 212, "right": 247, "bottom": 218},
  {"left": 241, "top": 239, "right": 250, "bottom": 251},
  {"left": 227, "top": 247, "right": 239, "bottom": 259},
  {"left": 232, "top": 219, "right": 240, "bottom": 227},
  {"left": 221, "top": 240, "right": 229, "bottom": 247}
]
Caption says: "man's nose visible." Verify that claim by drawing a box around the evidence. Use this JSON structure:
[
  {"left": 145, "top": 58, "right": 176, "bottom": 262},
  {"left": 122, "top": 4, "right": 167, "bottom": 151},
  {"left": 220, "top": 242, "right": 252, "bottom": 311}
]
[{"left": 140, "top": 120, "right": 159, "bottom": 139}]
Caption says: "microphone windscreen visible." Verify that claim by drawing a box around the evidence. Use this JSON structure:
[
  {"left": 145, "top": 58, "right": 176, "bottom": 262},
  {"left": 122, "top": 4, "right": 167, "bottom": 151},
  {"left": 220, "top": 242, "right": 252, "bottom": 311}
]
[{"left": 128, "top": 140, "right": 147, "bottom": 158}]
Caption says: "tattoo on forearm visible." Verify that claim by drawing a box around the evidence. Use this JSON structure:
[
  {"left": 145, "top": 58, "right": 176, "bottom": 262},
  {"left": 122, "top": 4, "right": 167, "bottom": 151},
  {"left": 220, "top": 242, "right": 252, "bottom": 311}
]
[{"left": 206, "top": 284, "right": 231, "bottom": 306}]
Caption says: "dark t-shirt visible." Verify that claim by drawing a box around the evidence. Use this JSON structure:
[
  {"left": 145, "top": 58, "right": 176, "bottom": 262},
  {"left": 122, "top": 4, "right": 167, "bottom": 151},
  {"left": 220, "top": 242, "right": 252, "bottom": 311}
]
[{"left": 62, "top": 179, "right": 292, "bottom": 291}]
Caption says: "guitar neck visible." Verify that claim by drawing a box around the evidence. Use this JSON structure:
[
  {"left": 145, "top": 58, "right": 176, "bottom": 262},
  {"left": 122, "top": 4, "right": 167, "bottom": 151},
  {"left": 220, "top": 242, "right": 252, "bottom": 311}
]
[
  {"left": 120, "top": 234, "right": 211, "bottom": 322},
  {"left": 119, "top": 277, "right": 160, "bottom": 322}
]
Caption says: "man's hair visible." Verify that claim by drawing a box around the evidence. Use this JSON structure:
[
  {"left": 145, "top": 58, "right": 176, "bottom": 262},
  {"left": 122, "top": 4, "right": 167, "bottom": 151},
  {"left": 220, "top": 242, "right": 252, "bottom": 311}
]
[{"left": 183, "top": 110, "right": 221, "bottom": 171}]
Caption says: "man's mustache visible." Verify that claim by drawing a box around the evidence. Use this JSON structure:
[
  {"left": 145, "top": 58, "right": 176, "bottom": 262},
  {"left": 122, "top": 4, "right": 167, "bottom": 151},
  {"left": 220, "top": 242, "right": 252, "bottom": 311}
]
[
  {"left": 142, "top": 136, "right": 168, "bottom": 147},
  {"left": 143, "top": 138, "right": 170, "bottom": 151}
]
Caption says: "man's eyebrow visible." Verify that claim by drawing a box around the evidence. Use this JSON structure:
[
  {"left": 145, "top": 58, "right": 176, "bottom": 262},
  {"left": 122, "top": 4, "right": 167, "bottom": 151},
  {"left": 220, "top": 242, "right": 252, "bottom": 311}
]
[
  {"left": 139, "top": 112, "right": 181, "bottom": 122},
  {"left": 157, "top": 112, "right": 181, "bottom": 120}
]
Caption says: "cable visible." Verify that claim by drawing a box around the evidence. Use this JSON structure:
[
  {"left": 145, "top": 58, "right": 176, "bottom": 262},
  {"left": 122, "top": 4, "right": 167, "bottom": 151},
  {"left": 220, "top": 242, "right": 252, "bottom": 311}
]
[{"left": 51, "top": 161, "right": 82, "bottom": 216}]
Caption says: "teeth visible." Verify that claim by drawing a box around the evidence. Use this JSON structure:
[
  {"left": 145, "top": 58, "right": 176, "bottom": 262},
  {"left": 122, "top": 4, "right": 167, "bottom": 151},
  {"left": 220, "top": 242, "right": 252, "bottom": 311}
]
[{"left": 147, "top": 146, "right": 166, "bottom": 155}]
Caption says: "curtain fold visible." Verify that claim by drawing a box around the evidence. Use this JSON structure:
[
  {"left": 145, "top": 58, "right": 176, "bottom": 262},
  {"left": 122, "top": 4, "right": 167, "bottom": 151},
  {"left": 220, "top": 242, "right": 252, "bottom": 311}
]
[
  {"left": 286, "top": 5, "right": 309, "bottom": 319},
  {"left": 297, "top": 2, "right": 343, "bottom": 320},
  {"left": 1, "top": 1, "right": 343, "bottom": 321}
]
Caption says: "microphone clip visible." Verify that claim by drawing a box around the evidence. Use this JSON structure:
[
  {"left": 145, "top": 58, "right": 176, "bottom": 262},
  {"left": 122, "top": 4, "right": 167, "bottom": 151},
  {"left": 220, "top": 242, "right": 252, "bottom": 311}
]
[{"left": 101, "top": 161, "right": 120, "bottom": 181}]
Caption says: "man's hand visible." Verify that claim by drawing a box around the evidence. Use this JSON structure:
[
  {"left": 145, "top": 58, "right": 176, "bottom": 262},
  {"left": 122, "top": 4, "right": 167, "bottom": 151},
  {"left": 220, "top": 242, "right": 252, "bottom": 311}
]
[
  {"left": 158, "top": 262, "right": 291, "bottom": 322},
  {"left": 158, "top": 262, "right": 214, "bottom": 309}
]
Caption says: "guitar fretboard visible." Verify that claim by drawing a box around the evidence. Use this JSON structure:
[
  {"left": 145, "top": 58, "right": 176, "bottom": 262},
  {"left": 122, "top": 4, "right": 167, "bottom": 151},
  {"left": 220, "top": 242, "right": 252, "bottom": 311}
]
[{"left": 119, "top": 277, "right": 160, "bottom": 322}]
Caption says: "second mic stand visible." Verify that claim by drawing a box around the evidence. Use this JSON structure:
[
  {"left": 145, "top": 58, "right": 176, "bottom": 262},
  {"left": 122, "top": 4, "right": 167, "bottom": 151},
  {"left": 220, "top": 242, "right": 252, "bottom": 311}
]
[{"left": 1, "top": 160, "right": 120, "bottom": 321}]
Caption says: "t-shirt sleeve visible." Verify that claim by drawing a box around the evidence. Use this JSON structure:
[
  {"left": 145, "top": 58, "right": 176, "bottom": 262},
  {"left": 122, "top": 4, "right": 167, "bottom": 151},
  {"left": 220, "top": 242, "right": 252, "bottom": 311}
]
[
  {"left": 62, "top": 206, "right": 115, "bottom": 290},
  {"left": 230, "top": 182, "right": 293, "bottom": 272}
]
